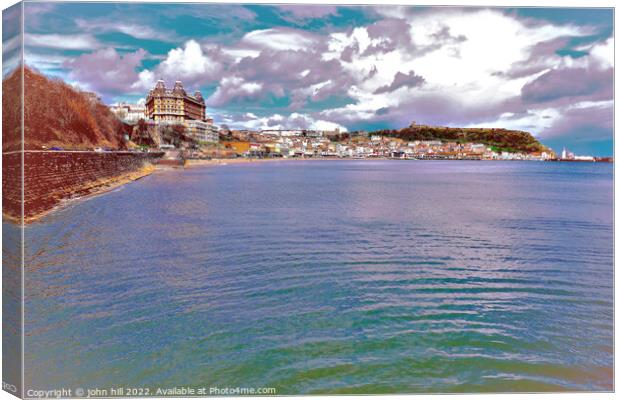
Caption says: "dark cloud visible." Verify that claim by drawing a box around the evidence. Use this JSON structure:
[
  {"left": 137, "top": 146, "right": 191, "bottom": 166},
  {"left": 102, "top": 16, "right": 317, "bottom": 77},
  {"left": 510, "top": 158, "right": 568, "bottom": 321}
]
[
  {"left": 494, "top": 37, "right": 570, "bottom": 79},
  {"left": 419, "top": 25, "right": 468, "bottom": 58},
  {"left": 376, "top": 107, "right": 390, "bottom": 115},
  {"left": 542, "top": 103, "right": 612, "bottom": 140},
  {"left": 64, "top": 48, "right": 146, "bottom": 95},
  {"left": 206, "top": 76, "right": 263, "bottom": 107},
  {"left": 340, "top": 42, "right": 359, "bottom": 62},
  {"left": 428, "top": 25, "right": 467, "bottom": 56},
  {"left": 374, "top": 70, "right": 425, "bottom": 94},
  {"left": 363, "top": 18, "right": 414, "bottom": 55},
  {"left": 540, "top": 104, "right": 613, "bottom": 156},
  {"left": 208, "top": 41, "right": 353, "bottom": 110},
  {"left": 521, "top": 67, "right": 613, "bottom": 103}
]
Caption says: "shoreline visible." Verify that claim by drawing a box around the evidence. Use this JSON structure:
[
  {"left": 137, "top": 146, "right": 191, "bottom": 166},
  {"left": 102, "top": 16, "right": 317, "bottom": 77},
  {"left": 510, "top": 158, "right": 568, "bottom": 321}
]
[
  {"left": 184, "top": 157, "right": 452, "bottom": 168},
  {"left": 4, "top": 156, "right": 610, "bottom": 225},
  {"left": 183, "top": 156, "right": 611, "bottom": 168},
  {"left": 184, "top": 157, "right": 340, "bottom": 167},
  {"left": 3, "top": 164, "right": 157, "bottom": 225}
]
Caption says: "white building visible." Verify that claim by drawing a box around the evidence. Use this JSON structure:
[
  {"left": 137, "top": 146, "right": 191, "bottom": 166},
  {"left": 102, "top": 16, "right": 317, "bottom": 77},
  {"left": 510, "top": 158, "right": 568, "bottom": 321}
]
[
  {"left": 260, "top": 129, "right": 304, "bottom": 137},
  {"left": 305, "top": 130, "right": 323, "bottom": 138},
  {"left": 110, "top": 102, "right": 146, "bottom": 123},
  {"left": 561, "top": 147, "right": 575, "bottom": 160},
  {"left": 185, "top": 120, "right": 219, "bottom": 143},
  {"left": 574, "top": 155, "right": 595, "bottom": 161},
  {"left": 421, "top": 140, "right": 443, "bottom": 146}
]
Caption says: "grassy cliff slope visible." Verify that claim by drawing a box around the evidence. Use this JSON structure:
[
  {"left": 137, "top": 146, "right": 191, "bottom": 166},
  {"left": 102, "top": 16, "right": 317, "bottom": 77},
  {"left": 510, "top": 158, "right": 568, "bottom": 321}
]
[{"left": 371, "top": 124, "right": 547, "bottom": 153}]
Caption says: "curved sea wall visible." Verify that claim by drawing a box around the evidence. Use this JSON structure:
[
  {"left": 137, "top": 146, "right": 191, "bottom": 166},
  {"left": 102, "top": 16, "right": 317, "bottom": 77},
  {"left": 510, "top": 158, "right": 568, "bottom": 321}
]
[{"left": 2, "top": 151, "right": 163, "bottom": 223}]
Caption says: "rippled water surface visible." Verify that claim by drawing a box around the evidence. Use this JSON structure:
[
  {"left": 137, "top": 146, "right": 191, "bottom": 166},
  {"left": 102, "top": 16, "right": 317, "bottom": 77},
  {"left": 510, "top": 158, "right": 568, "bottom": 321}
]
[{"left": 23, "top": 160, "right": 613, "bottom": 393}]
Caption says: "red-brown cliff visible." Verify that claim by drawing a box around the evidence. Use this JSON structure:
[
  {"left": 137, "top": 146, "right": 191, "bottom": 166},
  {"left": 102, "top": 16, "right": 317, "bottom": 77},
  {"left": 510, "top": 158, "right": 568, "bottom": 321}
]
[{"left": 2, "top": 66, "right": 126, "bottom": 152}]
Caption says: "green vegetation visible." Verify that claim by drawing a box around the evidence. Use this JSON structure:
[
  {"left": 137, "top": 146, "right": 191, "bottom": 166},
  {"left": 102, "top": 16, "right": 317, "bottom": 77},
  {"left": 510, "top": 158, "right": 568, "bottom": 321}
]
[
  {"left": 329, "top": 133, "right": 351, "bottom": 142},
  {"left": 371, "top": 123, "right": 547, "bottom": 153}
]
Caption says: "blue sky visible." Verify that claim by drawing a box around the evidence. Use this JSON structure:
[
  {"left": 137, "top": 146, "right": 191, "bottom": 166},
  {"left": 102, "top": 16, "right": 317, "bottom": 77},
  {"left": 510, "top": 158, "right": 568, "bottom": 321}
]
[{"left": 9, "top": 2, "right": 615, "bottom": 155}]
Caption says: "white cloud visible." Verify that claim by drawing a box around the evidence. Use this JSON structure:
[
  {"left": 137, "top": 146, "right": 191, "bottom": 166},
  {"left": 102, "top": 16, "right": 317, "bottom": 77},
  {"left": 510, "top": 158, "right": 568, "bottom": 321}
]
[
  {"left": 75, "top": 19, "right": 177, "bottom": 42},
  {"left": 131, "top": 69, "right": 156, "bottom": 91},
  {"left": 131, "top": 40, "right": 224, "bottom": 90},
  {"left": 567, "top": 99, "right": 614, "bottom": 111},
  {"left": 3, "top": 34, "right": 20, "bottom": 55},
  {"left": 588, "top": 38, "right": 614, "bottom": 69},
  {"left": 240, "top": 28, "right": 318, "bottom": 51},
  {"left": 309, "top": 118, "right": 348, "bottom": 132},
  {"left": 25, "top": 52, "right": 68, "bottom": 72},
  {"left": 3, "top": 55, "right": 20, "bottom": 77},
  {"left": 158, "top": 40, "right": 221, "bottom": 80},
  {"left": 222, "top": 111, "right": 347, "bottom": 132},
  {"left": 25, "top": 33, "right": 101, "bottom": 50},
  {"left": 220, "top": 47, "right": 260, "bottom": 62}
]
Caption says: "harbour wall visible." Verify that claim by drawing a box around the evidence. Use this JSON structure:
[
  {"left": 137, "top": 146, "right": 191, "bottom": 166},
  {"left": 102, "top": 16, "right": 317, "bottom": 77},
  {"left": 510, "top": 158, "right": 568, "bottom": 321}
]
[{"left": 2, "top": 151, "right": 163, "bottom": 222}]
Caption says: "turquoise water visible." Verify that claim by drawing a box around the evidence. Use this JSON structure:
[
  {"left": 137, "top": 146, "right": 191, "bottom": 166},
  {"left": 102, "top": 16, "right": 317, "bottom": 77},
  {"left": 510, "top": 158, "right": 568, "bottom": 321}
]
[{"left": 23, "top": 160, "right": 613, "bottom": 393}]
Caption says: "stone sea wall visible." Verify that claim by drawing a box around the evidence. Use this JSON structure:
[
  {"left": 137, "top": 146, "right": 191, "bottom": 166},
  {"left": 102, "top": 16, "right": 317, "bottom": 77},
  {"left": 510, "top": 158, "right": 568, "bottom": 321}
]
[
  {"left": 2, "top": 151, "right": 163, "bottom": 222},
  {"left": 2, "top": 151, "right": 22, "bottom": 222}
]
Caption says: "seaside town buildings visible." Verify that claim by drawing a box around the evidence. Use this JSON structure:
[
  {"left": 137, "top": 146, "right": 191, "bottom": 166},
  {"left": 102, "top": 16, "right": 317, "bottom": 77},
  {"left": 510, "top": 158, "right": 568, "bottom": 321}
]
[
  {"left": 220, "top": 130, "right": 557, "bottom": 161},
  {"left": 110, "top": 102, "right": 146, "bottom": 123},
  {"left": 105, "top": 81, "right": 592, "bottom": 161},
  {"left": 217, "top": 128, "right": 607, "bottom": 162}
]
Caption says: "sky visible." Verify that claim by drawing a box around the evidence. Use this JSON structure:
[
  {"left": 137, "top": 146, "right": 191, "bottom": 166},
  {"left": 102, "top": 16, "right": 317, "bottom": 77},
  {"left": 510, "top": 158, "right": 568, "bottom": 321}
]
[{"left": 7, "top": 2, "right": 615, "bottom": 155}]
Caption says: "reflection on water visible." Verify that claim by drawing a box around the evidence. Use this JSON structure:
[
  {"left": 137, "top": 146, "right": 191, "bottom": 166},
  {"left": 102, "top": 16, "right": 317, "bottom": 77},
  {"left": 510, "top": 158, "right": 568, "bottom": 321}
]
[
  {"left": 3, "top": 220, "right": 23, "bottom": 394},
  {"left": 23, "top": 161, "right": 613, "bottom": 393}
]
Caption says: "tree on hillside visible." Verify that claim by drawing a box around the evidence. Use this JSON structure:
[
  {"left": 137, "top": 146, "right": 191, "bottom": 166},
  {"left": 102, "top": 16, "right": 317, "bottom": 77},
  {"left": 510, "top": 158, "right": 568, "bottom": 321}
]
[
  {"left": 218, "top": 124, "right": 232, "bottom": 141},
  {"left": 5, "top": 66, "right": 125, "bottom": 150},
  {"left": 132, "top": 118, "right": 156, "bottom": 147},
  {"left": 371, "top": 124, "right": 544, "bottom": 153},
  {"left": 160, "top": 123, "right": 195, "bottom": 148}
]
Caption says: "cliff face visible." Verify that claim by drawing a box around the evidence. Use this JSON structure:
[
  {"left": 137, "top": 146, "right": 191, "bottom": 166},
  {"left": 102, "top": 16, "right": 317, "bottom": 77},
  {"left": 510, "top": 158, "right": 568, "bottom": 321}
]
[
  {"left": 2, "top": 66, "right": 22, "bottom": 153},
  {"left": 372, "top": 124, "right": 547, "bottom": 153},
  {"left": 2, "top": 66, "right": 127, "bottom": 152}
]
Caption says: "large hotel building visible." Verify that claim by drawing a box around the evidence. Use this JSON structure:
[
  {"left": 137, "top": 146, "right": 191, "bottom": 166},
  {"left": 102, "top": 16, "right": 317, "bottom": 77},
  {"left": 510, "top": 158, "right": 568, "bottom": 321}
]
[{"left": 145, "top": 79, "right": 218, "bottom": 143}]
